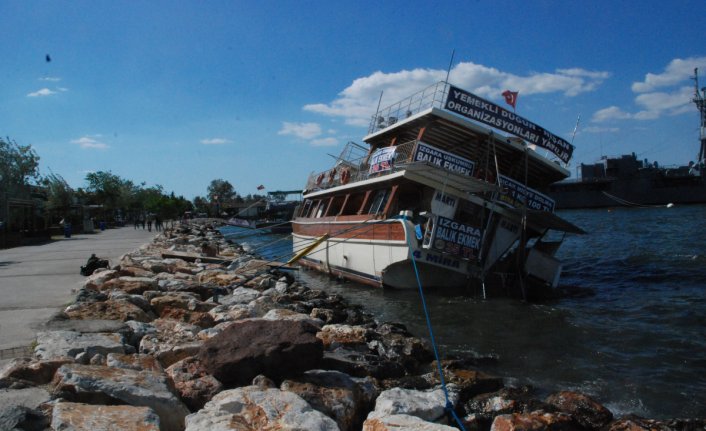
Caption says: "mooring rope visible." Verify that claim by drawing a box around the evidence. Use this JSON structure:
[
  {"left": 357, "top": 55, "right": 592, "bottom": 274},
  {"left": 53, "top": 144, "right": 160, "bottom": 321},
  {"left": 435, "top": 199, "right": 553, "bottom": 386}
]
[
  {"left": 401, "top": 214, "right": 467, "bottom": 430},
  {"left": 601, "top": 191, "right": 673, "bottom": 208}
]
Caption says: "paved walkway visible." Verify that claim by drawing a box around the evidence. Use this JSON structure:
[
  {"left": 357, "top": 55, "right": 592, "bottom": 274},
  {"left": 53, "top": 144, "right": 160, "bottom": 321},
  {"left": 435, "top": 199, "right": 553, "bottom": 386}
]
[{"left": 0, "top": 227, "right": 156, "bottom": 353}]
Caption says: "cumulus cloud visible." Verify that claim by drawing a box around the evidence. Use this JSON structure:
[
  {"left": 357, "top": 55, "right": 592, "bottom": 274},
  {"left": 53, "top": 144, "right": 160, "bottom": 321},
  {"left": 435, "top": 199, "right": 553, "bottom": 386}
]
[
  {"left": 592, "top": 106, "right": 633, "bottom": 122},
  {"left": 27, "top": 88, "right": 57, "bottom": 97},
  {"left": 278, "top": 122, "right": 322, "bottom": 139},
  {"left": 592, "top": 57, "right": 704, "bottom": 123},
  {"left": 310, "top": 137, "right": 339, "bottom": 147},
  {"left": 200, "top": 138, "right": 232, "bottom": 145},
  {"left": 71, "top": 136, "right": 109, "bottom": 150},
  {"left": 631, "top": 56, "right": 706, "bottom": 93},
  {"left": 583, "top": 126, "right": 620, "bottom": 133},
  {"left": 304, "top": 61, "right": 610, "bottom": 127}
]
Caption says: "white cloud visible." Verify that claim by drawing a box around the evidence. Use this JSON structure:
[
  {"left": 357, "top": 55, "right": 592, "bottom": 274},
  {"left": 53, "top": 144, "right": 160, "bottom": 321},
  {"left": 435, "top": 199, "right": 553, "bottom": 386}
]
[
  {"left": 278, "top": 122, "right": 322, "bottom": 139},
  {"left": 200, "top": 138, "right": 232, "bottom": 145},
  {"left": 71, "top": 136, "right": 109, "bottom": 150},
  {"left": 310, "top": 137, "right": 339, "bottom": 147},
  {"left": 583, "top": 126, "right": 620, "bottom": 133},
  {"left": 39, "top": 76, "right": 62, "bottom": 82},
  {"left": 304, "top": 61, "right": 610, "bottom": 127},
  {"left": 27, "top": 88, "right": 57, "bottom": 97},
  {"left": 631, "top": 56, "right": 706, "bottom": 93},
  {"left": 592, "top": 106, "right": 633, "bottom": 123},
  {"left": 592, "top": 57, "right": 703, "bottom": 123}
]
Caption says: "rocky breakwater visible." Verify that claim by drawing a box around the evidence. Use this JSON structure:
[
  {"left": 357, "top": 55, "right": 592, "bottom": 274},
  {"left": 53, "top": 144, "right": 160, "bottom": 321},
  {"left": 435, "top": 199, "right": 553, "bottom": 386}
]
[{"left": 2, "top": 220, "right": 704, "bottom": 431}]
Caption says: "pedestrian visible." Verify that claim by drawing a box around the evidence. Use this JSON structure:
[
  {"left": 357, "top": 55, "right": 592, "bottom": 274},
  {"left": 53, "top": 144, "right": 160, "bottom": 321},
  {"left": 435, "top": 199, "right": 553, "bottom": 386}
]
[
  {"left": 155, "top": 216, "right": 162, "bottom": 232},
  {"left": 134, "top": 218, "right": 139, "bottom": 229},
  {"left": 147, "top": 217, "right": 152, "bottom": 232},
  {"left": 141, "top": 218, "right": 146, "bottom": 230}
]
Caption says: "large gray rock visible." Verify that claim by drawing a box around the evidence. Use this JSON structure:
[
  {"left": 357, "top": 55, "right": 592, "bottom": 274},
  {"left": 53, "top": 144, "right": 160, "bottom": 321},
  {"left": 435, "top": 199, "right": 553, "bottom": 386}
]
[
  {"left": 139, "top": 318, "right": 202, "bottom": 367},
  {"left": 367, "top": 387, "right": 459, "bottom": 423},
  {"left": 197, "top": 318, "right": 323, "bottom": 386},
  {"left": 0, "top": 404, "right": 48, "bottom": 431},
  {"left": 52, "top": 364, "right": 190, "bottom": 431},
  {"left": 34, "top": 330, "right": 127, "bottom": 360},
  {"left": 51, "top": 402, "right": 160, "bottom": 431},
  {"left": 281, "top": 370, "right": 377, "bottom": 431},
  {"left": 184, "top": 386, "right": 340, "bottom": 431}
]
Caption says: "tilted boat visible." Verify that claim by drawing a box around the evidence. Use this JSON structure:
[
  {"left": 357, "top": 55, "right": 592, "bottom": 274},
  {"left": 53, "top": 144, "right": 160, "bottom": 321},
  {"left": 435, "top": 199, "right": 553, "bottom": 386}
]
[{"left": 291, "top": 81, "right": 585, "bottom": 298}]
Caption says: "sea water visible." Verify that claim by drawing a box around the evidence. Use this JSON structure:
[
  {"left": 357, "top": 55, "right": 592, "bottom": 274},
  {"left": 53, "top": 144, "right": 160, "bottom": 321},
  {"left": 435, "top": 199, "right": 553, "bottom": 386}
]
[{"left": 220, "top": 204, "right": 706, "bottom": 419}]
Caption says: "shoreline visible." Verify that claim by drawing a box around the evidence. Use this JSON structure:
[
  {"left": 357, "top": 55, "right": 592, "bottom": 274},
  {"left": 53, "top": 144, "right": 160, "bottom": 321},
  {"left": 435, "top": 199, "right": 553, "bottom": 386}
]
[{"left": 0, "top": 219, "right": 702, "bottom": 430}]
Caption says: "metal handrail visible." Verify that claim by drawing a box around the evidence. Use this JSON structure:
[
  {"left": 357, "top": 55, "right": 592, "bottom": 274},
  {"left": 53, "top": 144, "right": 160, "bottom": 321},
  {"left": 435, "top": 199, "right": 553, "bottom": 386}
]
[{"left": 368, "top": 81, "right": 449, "bottom": 134}]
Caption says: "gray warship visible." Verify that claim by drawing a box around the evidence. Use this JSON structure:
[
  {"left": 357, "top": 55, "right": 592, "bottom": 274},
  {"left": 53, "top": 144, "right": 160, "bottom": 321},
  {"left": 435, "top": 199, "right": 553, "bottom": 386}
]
[{"left": 548, "top": 68, "right": 706, "bottom": 209}]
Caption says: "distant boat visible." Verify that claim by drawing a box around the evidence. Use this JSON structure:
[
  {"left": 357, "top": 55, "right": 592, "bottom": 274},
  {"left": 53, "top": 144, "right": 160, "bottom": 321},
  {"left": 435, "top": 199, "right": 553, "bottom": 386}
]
[
  {"left": 257, "top": 190, "right": 302, "bottom": 233},
  {"left": 290, "top": 80, "right": 584, "bottom": 298},
  {"left": 547, "top": 68, "right": 706, "bottom": 209}
]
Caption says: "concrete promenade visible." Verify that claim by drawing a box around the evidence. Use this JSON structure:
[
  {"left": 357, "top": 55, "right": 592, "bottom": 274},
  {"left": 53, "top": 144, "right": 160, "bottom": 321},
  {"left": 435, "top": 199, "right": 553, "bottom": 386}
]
[{"left": 0, "top": 226, "right": 156, "bottom": 353}]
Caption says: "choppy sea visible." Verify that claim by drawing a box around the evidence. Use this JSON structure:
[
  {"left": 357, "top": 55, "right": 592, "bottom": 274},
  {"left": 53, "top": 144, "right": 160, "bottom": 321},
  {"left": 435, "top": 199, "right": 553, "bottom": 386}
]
[{"left": 221, "top": 204, "right": 706, "bottom": 419}]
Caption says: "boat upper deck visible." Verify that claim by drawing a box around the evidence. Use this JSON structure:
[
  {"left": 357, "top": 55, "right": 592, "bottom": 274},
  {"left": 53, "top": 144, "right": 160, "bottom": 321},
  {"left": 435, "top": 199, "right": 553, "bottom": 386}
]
[{"left": 303, "top": 81, "right": 574, "bottom": 198}]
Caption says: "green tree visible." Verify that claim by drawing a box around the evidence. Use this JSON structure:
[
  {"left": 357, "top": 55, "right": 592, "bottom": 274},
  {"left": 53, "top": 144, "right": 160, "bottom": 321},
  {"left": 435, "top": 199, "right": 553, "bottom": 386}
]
[
  {"left": 206, "top": 179, "right": 236, "bottom": 204},
  {"left": 0, "top": 137, "right": 40, "bottom": 194},
  {"left": 42, "top": 173, "right": 75, "bottom": 217}
]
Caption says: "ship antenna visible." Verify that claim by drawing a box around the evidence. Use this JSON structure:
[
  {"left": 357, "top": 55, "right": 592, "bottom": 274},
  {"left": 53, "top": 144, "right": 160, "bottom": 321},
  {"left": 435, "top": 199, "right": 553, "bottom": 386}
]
[
  {"left": 693, "top": 68, "right": 706, "bottom": 165},
  {"left": 444, "top": 49, "right": 455, "bottom": 85},
  {"left": 570, "top": 114, "right": 581, "bottom": 145}
]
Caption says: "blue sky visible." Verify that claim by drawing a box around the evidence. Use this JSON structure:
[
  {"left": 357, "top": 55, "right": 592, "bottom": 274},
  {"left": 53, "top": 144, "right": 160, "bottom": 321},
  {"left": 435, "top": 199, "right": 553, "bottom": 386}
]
[{"left": 2, "top": 1, "right": 705, "bottom": 199}]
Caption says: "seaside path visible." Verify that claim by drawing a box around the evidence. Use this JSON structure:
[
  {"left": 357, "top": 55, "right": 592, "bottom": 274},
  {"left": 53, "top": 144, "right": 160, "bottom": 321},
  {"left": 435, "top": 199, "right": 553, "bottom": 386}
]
[{"left": 0, "top": 227, "right": 156, "bottom": 356}]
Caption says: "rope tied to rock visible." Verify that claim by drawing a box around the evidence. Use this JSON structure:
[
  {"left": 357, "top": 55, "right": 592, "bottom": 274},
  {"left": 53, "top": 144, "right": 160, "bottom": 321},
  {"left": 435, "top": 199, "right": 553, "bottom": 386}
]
[{"left": 401, "top": 213, "right": 468, "bottom": 431}]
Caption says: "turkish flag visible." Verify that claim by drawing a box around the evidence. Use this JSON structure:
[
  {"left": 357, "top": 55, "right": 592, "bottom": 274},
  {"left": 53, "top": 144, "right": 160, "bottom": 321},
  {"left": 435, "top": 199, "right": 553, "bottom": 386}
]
[{"left": 502, "top": 90, "right": 518, "bottom": 109}]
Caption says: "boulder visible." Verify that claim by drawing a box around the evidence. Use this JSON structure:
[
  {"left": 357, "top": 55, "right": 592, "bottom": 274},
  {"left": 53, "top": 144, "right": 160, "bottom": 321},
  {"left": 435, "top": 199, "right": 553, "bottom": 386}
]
[
  {"left": 197, "top": 318, "right": 324, "bottom": 386},
  {"left": 34, "top": 330, "right": 127, "bottom": 360},
  {"left": 63, "top": 299, "right": 153, "bottom": 323},
  {"left": 281, "top": 370, "right": 377, "bottom": 431},
  {"left": 83, "top": 269, "right": 119, "bottom": 290},
  {"left": 606, "top": 416, "right": 706, "bottom": 431},
  {"left": 263, "top": 308, "right": 324, "bottom": 327},
  {"left": 464, "top": 386, "right": 552, "bottom": 431},
  {"left": 184, "top": 386, "right": 339, "bottom": 431},
  {"left": 367, "top": 386, "right": 459, "bottom": 424},
  {"left": 317, "top": 324, "right": 372, "bottom": 349},
  {"left": 0, "top": 357, "right": 73, "bottom": 387},
  {"left": 491, "top": 412, "right": 579, "bottom": 431},
  {"left": 363, "top": 413, "right": 458, "bottom": 430},
  {"left": 545, "top": 391, "right": 613, "bottom": 430},
  {"left": 100, "top": 276, "right": 158, "bottom": 294},
  {"left": 51, "top": 402, "right": 160, "bottom": 431},
  {"left": 323, "top": 346, "right": 405, "bottom": 379},
  {"left": 139, "top": 319, "right": 202, "bottom": 367},
  {"left": 218, "top": 286, "right": 260, "bottom": 306},
  {"left": 52, "top": 364, "right": 190, "bottom": 431},
  {"left": 106, "top": 353, "right": 164, "bottom": 373},
  {"left": 368, "top": 323, "right": 433, "bottom": 374},
  {"left": 165, "top": 356, "right": 223, "bottom": 411},
  {"left": 0, "top": 405, "right": 49, "bottom": 431}
]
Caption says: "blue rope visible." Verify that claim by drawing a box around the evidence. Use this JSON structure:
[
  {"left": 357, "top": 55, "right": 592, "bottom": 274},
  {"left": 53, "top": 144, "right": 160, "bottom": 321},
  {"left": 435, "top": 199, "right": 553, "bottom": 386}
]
[{"left": 402, "top": 216, "right": 467, "bottom": 430}]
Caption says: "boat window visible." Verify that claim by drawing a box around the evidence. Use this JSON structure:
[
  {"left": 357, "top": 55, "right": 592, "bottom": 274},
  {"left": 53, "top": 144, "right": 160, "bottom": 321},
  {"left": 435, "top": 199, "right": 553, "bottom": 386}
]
[
  {"left": 341, "top": 192, "right": 365, "bottom": 216},
  {"left": 326, "top": 195, "right": 346, "bottom": 216},
  {"left": 368, "top": 189, "right": 389, "bottom": 215},
  {"left": 299, "top": 200, "right": 313, "bottom": 217}
]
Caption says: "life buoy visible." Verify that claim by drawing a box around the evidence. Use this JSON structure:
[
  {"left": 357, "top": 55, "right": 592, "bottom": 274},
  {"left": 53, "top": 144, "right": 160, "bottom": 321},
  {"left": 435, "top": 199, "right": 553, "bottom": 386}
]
[
  {"left": 328, "top": 168, "right": 337, "bottom": 183},
  {"left": 315, "top": 173, "right": 325, "bottom": 186},
  {"left": 340, "top": 168, "right": 351, "bottom": 184}
]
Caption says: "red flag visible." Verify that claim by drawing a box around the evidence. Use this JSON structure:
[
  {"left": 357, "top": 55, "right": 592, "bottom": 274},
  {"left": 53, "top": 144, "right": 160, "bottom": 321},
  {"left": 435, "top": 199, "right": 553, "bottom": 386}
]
[
  {"left": 502, "top": 90, "right": 518, "bottom": 109},
  {"left": 257, "top": 185, "right": 265, "bottom": 190}
]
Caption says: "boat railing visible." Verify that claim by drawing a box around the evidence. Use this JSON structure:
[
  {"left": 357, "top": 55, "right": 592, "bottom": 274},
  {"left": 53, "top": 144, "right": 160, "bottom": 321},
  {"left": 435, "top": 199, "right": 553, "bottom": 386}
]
[
  {"left": 303, "top": 140, "right": 426, "bottom": 191},
  {"left": 368, "top": 81, "right": 449, "bottom": 134}
]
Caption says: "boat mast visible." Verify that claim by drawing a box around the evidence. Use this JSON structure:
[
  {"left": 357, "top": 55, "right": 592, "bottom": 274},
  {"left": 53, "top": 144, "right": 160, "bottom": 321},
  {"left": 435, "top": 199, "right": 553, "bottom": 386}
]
[{"left": 693, "top": 68, "right": 706, "bottom": 164}]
